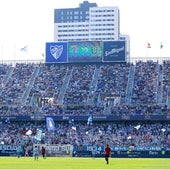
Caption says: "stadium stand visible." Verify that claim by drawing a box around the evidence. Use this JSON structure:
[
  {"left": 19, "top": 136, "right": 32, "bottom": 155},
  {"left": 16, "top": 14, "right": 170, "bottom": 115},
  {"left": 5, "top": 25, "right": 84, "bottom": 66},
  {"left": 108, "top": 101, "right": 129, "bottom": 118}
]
[{"left": 0, "top": 61, "right": 170, "bottom": 157}]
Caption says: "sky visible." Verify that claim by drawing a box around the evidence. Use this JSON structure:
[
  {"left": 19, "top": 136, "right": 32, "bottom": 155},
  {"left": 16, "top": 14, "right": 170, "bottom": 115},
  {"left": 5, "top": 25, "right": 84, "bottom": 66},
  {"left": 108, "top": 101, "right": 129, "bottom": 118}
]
[{"left": 0, "top": 0, "right": 170, "bottom": 61}]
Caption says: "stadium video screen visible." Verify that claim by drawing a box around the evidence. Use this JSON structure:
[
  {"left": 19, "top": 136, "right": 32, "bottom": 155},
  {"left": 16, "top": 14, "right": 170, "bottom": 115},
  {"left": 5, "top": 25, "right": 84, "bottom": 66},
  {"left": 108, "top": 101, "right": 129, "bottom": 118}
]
[{"left": 68, "top": 41, "right": 103, "bottom": 63}]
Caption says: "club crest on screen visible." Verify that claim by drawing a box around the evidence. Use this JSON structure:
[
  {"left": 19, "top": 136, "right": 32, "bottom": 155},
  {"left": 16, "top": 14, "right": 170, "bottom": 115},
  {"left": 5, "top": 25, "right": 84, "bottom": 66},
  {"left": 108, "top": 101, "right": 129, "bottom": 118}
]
[{"left": 50, "top": 45, "right": 63, "bottom": 60}]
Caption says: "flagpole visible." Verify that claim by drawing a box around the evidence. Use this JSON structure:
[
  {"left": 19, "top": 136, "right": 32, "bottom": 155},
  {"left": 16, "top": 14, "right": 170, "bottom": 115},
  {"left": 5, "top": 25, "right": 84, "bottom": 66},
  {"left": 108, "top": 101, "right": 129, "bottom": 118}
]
[
  {"left": 146, "top": 43, "right": 151, "bottom": 59},
  {"left": 160, "top": 42, "right": 163, "bottom": 58}
]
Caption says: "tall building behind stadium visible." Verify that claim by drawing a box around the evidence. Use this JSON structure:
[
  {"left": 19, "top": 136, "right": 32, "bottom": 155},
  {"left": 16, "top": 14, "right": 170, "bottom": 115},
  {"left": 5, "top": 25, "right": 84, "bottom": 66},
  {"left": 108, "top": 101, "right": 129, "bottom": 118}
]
[{"left": 54, "top": 1, "right": 130, "bottom": 60}]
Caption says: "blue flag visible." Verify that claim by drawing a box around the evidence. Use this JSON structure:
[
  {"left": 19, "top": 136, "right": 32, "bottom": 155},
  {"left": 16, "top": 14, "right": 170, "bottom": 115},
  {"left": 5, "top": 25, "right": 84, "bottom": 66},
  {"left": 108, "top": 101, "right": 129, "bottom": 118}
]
[
  {"left": 46, "top": 117, "right": 55, "bottom": 131},
  {"left": 34, "top": 129, "right": 42, "bottom": 141}
]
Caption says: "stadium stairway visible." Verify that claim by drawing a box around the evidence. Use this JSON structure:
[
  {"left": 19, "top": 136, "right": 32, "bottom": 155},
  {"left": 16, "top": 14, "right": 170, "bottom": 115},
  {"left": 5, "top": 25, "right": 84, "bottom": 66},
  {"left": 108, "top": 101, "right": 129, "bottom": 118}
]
[
  {"left": 157, "top": 64, "right": 163, "bottom": 104},
  {"left": 0, "top": 66, "right": 14, "bottom": 95},
  {"left": 125, "top": 64, "right": 135, "bottom": 105},
  {"left": 87, "top": 65, "right": 101, "bottom": 106},
  {"left": 21, "top": 66, "right": 40, "bottom": 105},
  {"left": 57, "top": 66, "right": 73, "bottom": 105}
]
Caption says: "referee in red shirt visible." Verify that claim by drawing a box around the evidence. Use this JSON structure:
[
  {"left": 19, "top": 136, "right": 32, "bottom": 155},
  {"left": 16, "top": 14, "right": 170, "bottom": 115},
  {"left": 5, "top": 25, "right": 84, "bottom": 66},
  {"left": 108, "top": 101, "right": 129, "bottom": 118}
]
[{"left": 104, "top": 144, "right": 111, "bottom": 164}]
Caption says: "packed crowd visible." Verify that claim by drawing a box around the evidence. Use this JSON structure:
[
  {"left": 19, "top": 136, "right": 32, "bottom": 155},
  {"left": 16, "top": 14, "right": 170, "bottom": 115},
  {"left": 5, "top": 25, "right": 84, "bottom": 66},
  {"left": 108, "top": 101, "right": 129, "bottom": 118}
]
[
  {"left": 0, "top": 121, "right": 169, "bottom": 149},
  {"left": 0, "top": 61, "right": 169, "bottom": 116},
  {"left": 63, "top": 64, "right": 96, "bottom": 106},
  {"left": 0, "top": 63, "right": 36, "bottom": 105},
  {"left": 132, "top": 61, "right": 159, "bottom": 104},
  {"left": 162, "top": 60, "right": 170, "bottom": 103}
]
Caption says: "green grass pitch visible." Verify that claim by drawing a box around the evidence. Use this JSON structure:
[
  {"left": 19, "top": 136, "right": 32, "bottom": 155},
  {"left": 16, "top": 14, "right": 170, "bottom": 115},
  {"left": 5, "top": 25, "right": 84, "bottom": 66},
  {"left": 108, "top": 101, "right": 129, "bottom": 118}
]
[{"left": 0, "top": 157, "right": 169, "bottom": 170}]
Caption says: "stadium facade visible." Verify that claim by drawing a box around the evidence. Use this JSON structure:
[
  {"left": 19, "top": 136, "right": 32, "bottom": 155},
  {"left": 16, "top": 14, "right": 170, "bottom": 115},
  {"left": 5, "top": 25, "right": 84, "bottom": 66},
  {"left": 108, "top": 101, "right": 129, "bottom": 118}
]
[{"left": 54, "top": 1, "right": 130, "bottom": 61}]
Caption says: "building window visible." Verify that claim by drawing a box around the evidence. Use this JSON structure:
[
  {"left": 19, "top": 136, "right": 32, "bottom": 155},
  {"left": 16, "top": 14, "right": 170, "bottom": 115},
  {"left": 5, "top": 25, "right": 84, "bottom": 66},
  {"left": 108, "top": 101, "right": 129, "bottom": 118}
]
[
  {"left": 74, "top": 16, "right": 79, "bottom": 19},
  {"left": 85, "top": 16, "right": 89, "bottom": 19},
  {"left": 74, "top": 11, "right": 79, "bottom": 15}
]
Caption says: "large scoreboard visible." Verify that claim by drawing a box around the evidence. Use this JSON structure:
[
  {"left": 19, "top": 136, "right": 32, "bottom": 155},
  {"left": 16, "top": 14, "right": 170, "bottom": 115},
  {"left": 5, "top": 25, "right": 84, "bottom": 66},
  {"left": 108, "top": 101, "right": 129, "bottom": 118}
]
[
  {"left": 68, "top": 41, "right": 102, "bottom": 63},
  {"left": 46, "top": 41, "right": 126, "bottom": 63}
]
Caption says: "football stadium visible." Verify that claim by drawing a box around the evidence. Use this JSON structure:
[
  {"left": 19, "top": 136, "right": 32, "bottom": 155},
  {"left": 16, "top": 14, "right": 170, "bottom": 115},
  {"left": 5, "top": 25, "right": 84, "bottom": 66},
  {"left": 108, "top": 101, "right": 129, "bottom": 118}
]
[{"left": 0, "top": 1, "right": 170, "bottom": 170}]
